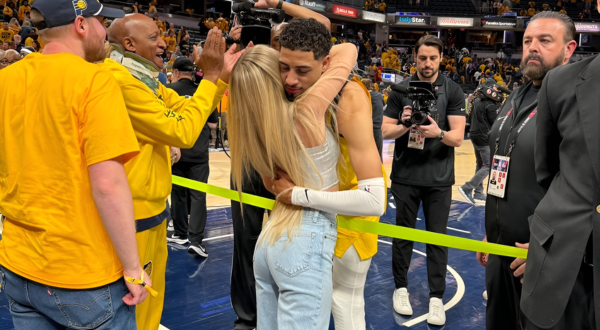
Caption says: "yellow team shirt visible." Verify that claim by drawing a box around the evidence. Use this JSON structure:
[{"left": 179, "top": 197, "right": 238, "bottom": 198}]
[
  {"left": 384, "top": 94, "right": 388, "bottom": 104},
  {"left": 18, "top": 5, "right": 30, "bottom": 21},
  {"left": 480, "top": 64, "right": 486, "bottom": 71},
  {"left": 0, "top": 28, "right": 14, "bottom": 43},
  {"left": 331, "top": 37, "right": 337, "bottom": 44},
  {"left": 3, "top": 6, "right": 13, "bottom": 18},
  {"left": 410, "top": 66, "right": 417, "bottom": 73},
  {"left": 0, "top": 53, "right": 140, "bottom": 289},
  {"left": 166, "top": 36, "right": 177, "bottom": 52},
  {"left": 335, "top": 77, "right": 387, "bottom": 260},
  {"left": 24, "top": 36, "right": 33, "bottom": 47},
  {"left": 99, "top": 59, "right": 228, "bottom": 220}
]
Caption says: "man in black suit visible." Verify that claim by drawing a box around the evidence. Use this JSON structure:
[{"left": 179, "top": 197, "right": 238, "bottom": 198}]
[
  {"left": 511, "top": 12, "right": 599, "bottom": 330},
  {"left": 166, "top": 57, "right": 218, "bottom": 258},
  {"left": 475, "top": 12, "right": 577, "bottom": 330}
]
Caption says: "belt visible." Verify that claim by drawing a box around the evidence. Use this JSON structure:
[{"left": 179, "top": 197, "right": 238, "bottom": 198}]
[{"left": 135, "top": 202, "right": 170, "bottom": 233}]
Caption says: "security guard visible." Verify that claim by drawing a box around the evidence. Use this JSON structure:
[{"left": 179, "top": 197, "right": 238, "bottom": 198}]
[{"left": 477, "top": 12, "right": 576, "bottom": 330}]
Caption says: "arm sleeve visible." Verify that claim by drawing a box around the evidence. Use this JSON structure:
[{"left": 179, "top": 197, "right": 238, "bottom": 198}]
[
  {"left": 80, "top": 72, "right": 140, "bottom": 166},
  {"left": 291, "top": 177, "right": 385, "bottom": 217},
  {"left": 296, "top": 44, "right": 357, "bottom": 119},
  {"left": 535, "top": 69, "right": 561, "bottom": 190},
  {"left": 122, "top": 78, "right": 227, "bottom": 148}
]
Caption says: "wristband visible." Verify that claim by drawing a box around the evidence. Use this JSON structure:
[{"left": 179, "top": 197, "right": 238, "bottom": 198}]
[
  {"left": 276, "top": 0, "right": 283, "bottom": 9},
  {"left": 125, "top": 270, "right": 158, "bottom": 297}
]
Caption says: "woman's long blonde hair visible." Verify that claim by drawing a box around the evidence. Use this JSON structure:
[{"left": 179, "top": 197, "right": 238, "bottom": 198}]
[{"left": 229, "top": 45, "right": 336, "bottom": 246}]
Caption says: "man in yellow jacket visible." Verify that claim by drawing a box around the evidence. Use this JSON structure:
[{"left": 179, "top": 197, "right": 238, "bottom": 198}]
[{"left": 103, "top": 15, "right": 246, "bottom": 330}]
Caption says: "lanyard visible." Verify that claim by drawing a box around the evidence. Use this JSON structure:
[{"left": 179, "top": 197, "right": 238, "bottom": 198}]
[{"left": 494, "top": 108, "right": 537, "bottom": 157}]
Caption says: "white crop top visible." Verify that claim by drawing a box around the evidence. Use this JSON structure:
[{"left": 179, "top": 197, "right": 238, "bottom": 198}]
[{"left": 300, "top": 129, "right": 340, "bottom": 191}]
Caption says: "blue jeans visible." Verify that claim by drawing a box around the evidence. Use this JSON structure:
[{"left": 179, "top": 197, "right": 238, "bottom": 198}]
[
  {"left": 0, "top": 265, "right": 136, "bottom": 330},
  {"left": 254, "top": 209, "right": 337, "bottom": 330}
]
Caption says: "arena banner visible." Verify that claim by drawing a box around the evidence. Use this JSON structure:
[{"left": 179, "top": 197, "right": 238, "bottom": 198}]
[
  {"left": 438, "top": 17, "right": 474, "bottom": 27},
  {"left": 481, "top": 18, "right": 517, "bottom": 28},
  {"left": 298, "top": 0, "right": 326, "bottom": 12},
  {"left": 172, "top": 175, "right": 528, "bottom": 259},
  {"left": 332, "top": 4, "right": 358, "bottom": 18},
  {"left": 395, "top": 16, "right": 431, "bottom": 25},
  {"left": 362, "top": 11, "right": 386, "bottom": 23},
  {"left": 575, "top": 22, "right": 600, "bottom": 33}
]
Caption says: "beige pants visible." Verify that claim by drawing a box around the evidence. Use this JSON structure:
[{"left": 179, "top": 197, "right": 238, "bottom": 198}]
[{"left": 332, "top": 245, "right": 373, "bottom": 330}]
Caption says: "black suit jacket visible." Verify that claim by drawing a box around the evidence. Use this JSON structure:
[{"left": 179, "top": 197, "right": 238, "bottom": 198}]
[{"left": 522, "top": 55, "right": 600, "bottom": 329}]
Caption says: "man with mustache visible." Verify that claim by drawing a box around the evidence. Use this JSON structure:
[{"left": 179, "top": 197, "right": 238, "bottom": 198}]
[
  {"left": 515, "top": 7, "right": 600, "bottom": 329},
  {"left": 475, "top": 11, "right": 576, "bottom": 330}
]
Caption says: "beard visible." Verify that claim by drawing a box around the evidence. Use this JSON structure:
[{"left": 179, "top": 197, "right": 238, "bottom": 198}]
[
  {"left": 82, "top": 26, "right": 107, "bottom": 63},
  {"left": 520, "top": 50, "right": 564, "bottom": 81},
  {"left": 417, "top": 66, "right": 438, "bottom": 79}
]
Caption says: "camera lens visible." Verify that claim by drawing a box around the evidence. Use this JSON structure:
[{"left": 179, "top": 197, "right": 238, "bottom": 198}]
[{"left": 411, "top": 112, "right": 428, "bottom": 126}]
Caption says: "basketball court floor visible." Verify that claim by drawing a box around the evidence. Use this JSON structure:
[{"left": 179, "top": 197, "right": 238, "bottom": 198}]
[{"left": 0, "top": 140, "right": 490, "bottom": 329}]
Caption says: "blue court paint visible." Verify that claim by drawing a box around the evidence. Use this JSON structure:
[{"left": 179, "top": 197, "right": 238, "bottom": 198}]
[{"left": 0, "top": 196, "right": 490, "bottom": 329}]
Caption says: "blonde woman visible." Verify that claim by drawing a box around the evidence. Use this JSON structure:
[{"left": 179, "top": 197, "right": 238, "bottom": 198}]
[{"left": 229, "top": 42, "right": 385, "bottom": 328}]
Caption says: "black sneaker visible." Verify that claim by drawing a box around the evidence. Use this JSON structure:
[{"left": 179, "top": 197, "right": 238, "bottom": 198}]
[
  {"left": 458, "top": 186, "right": 475, "bottom": 204},
  {"left": 188, "top": 243, "right": 208, "bottom": 258},
  {"left": 167, "top": 233, "right": 190, "bottom": 245}
]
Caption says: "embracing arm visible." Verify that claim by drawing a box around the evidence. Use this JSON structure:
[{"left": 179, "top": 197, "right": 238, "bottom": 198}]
[
  {"left": 297, "top": 43, "right": 357, "bottom": 120},
  {"left": 255, "top": 0, "right": 331, "bottom": 29},
  {"left": 275, "top": 84, "right": 386, "bottom": 217}
]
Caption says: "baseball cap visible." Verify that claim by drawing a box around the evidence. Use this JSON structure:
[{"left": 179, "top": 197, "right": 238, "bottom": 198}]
[
  {"left": 172, "top": 57, "right": 195, "bottom": 72},
  {"left": 32, "top": 0, "right": 124, "bottom": 30}
]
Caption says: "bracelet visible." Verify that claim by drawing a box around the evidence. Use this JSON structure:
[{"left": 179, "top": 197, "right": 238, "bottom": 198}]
[{"left": 125, "top": 270, "right": 159, "bottom": 297}]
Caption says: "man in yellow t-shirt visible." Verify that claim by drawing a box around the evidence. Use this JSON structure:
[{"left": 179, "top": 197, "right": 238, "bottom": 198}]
[
  {"left": 166, "top": 31, "right": 177, "bottom": 52},
  {"left": 105, "top": 16, "right": 245, "bottom": 330},
  {"left": 0, "top": 1, "right": 151, "bottom": 328},
  {"left": 18, "top": 0, "right": 31, "bottom": 21},
  {"left": 0, "top": 23, "right": 15, "bottom": 43},
  {"left": 3, "top": 2, "right": 15, "bottom": 18}
]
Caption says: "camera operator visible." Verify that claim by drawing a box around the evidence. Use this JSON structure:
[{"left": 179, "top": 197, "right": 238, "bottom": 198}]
[
  {"left": 458, "top": 79, "right": 502, "bottom": 206},
  {"left": 382, "top": 35, "right": 466, "bottom": 326}
]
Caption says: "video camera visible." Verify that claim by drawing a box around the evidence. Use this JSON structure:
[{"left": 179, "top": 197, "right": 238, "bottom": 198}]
[
  {"left": 229, "top": 2, "right": 286, "bottom": 47},
  {"left": 473, "top": 79, "right": 511, "bottom": 103},
  {"left": 391, "top": 81, "right": 439, "bottom": 127}
]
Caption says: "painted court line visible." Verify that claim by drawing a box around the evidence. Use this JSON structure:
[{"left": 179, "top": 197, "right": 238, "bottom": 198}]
[
  {"left": 159, "top": 325, "right": 170, "bottom": 330},
  {"left": 203, "top": 233, "right": 234, "bottom": 242},
  {"left": 446, "top": 226, "right": 471, "bottom": 234},
  {"left": 377, "top": 239, "right": 466, "bottom": 327}
]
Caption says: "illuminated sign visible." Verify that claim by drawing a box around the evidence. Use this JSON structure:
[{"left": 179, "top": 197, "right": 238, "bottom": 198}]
[
  {"left": 575, "top": 22, "right": 600, "bottom": 32},
  {"left": 362, "top": 11, "right": 386, "bottom": 22},
  {"left": 299, "top": 0, "right": 326, "bottom": 12},
  {"left": 395, "top": 16, "right": 431, "bottom": 25},
  {"left": 332, "top": 4, "right": 358, "bottom": 18},
  {"left": 438, "top": 17, "right": 474, "bottom": 27}
]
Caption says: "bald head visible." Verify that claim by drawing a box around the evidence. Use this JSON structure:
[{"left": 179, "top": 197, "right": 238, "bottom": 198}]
[
  {"left": 270, "top": 23, "right": 287, "bottom": 51},
  {"left": 108, "top": 14, "right": 167, "bottom": 69}
]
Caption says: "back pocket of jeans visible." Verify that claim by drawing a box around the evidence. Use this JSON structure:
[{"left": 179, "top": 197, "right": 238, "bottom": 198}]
[
  {"left": 274, "top": 233, "right": 315, "bottom": 278},
  {"left": 49, "top": 285, "right": 113, "bottom": 329}
]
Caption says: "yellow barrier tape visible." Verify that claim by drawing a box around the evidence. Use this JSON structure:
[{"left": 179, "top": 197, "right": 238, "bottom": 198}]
[{"left": 172, "top": 175, "right": 528, "bottom": 259}]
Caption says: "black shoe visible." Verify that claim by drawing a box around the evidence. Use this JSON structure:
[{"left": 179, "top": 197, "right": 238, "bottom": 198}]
[
  {"left": 167, "top": 232, "right": 190, "bottom": 245},
  {"left": 188, "top": 243, "right": 208, "bottom": 258}
]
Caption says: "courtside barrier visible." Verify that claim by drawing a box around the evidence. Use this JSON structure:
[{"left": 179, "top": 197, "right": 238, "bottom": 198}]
[{"left": 172, "top": 175, "right": 527, "bottom": 259}]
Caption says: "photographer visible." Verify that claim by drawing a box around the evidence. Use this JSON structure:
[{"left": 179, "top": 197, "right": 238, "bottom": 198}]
[
  {"left": 458, "top": 79, "right": 501, "bottom": 206},
  {"left": 381, "top": 35, "right": 466, "bottom": 326}
]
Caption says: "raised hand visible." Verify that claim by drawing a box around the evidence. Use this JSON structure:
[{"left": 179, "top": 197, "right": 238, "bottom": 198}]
[
  {"left": 220, "top": 41, "right": 255, "bottom": 84},
  {"left": 194, "top": 27, "right": 225, "bottom": 84}
]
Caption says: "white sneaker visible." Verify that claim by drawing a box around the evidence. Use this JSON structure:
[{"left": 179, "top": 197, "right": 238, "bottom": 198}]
[
  {"left": 393, "top": 288, "right": 413, "bottom": 316},
  {"left": 167, "top": 220, "right": 174, "bottom": 231},
  {"left": 427, "top": 297, "right": 446, "bottom": 326},
  {"left": 483, "top": 290, "right": 488, "bottom": 300},
  {"left": 166, "top": 233, "right": 190, "bottom": 245}
]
